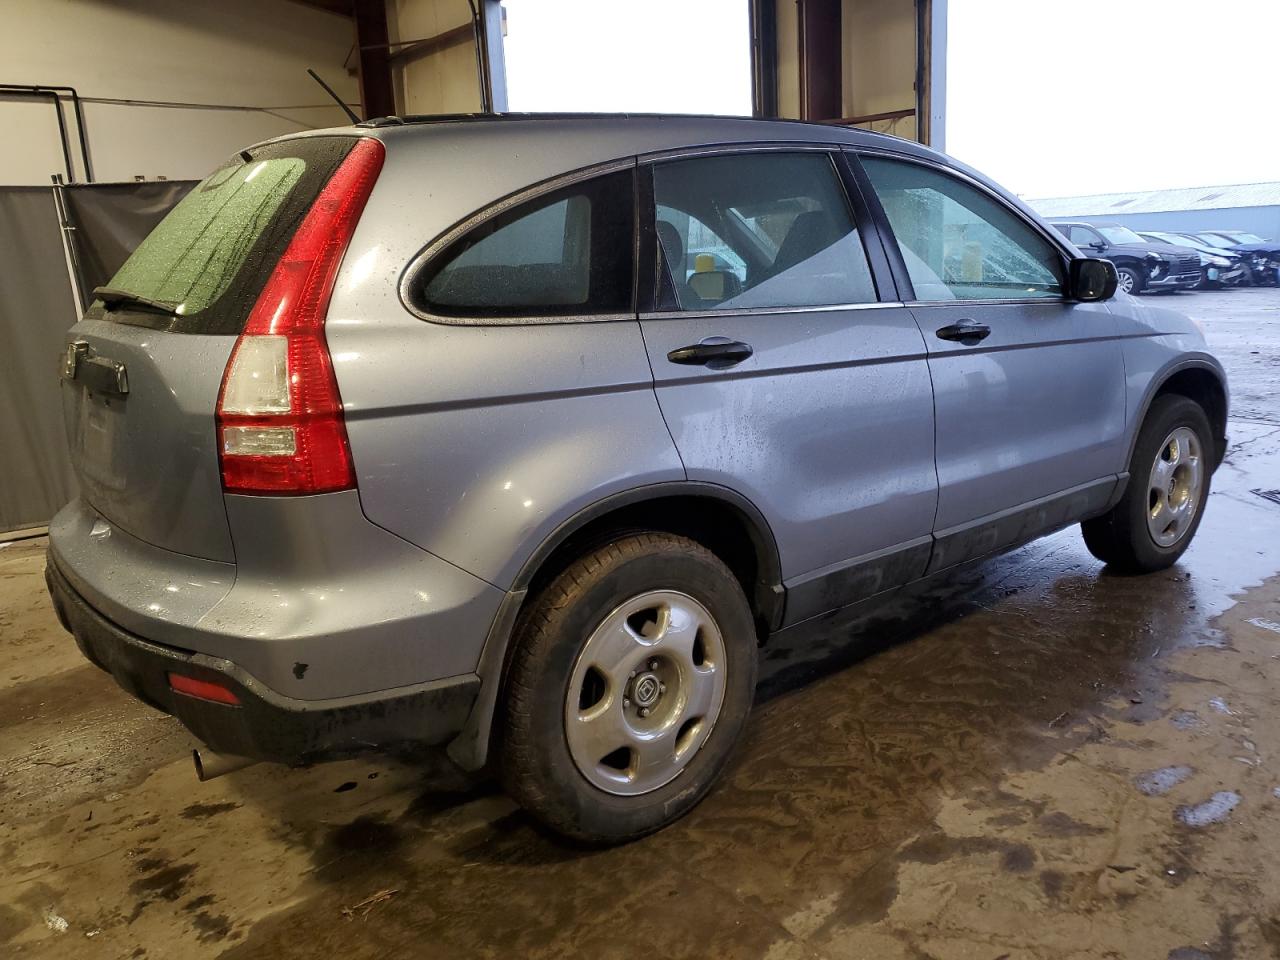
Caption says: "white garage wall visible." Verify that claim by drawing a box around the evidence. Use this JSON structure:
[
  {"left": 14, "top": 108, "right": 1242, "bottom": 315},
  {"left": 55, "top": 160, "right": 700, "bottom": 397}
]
[
  {"left": 0, "top": 0, "right": 360, "bottom": 186},
  {"left": 388, "top": 0, "right": 482, "bottom": 115},
  {"left": 843, "top": 0, "right": 916, "bottom": 139}
]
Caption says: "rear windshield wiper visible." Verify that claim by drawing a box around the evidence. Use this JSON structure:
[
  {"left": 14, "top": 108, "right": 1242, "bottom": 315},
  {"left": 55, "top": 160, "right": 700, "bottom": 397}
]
[{"left": 93, "top": 286, "right": 179, "bottom": 317}]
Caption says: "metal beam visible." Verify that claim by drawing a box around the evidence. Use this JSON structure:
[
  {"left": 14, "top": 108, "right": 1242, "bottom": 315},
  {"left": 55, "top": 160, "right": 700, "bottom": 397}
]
[
  {"left": 288, "top": 0, "right": 353, "bottom": 17},
  {"left": 384, "top": 23, "right": 473, "bottom": 65},
  {"left": 923, "top": 0, "right": 947, "bottom": 150},
  {"left": 749, "top": 0, "right": 778, "bottom": 118},
  {"left": 353, "top": 0, "right": 395, "bottom": 120},
  {"left": 480, "top": 0, "right": 508, "bottom": 112},
  {"left": 833, "top": 107, "right": 916, "bottom": 125},
  {"left": 797, "top": 0, "right": 841, "bottom": 122}
]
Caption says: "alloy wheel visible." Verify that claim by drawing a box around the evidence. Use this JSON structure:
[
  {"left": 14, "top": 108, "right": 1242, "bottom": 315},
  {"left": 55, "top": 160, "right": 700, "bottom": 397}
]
[{"left": 1146, "top": 425, "right": 1204, "bottom": 547}]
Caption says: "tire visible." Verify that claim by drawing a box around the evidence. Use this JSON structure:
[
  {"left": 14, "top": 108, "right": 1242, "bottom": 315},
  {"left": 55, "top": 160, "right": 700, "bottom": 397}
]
[
  {"left": 499, "top": 531, "right": 758, "bottom": 843},
  {"left": 1081, "top": 394, "right": 1213, "bottom": 573},
  {"left": 1116, "top": 265, "right": 1144, "bottom": 295}
]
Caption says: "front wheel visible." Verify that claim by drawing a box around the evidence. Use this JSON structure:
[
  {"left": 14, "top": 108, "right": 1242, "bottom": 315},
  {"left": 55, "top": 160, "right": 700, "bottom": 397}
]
[
  {"left": 1081, "top": 394, "right": 1212, "bottom": 573},
  {"left": 499, "top": 532, "right": 757, "bottom": 843},
  {"left": 1116, "top": 265, "right": 1144, "bottom": 295}
]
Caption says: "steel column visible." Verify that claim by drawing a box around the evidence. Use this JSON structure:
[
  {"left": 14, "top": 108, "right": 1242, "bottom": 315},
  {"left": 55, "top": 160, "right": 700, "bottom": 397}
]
[
  {"left": 797, "top": 0, "right": 842, "bottom": 121},
  {"left": 353, "top": 0, "right": 395, "bottom": 120}
]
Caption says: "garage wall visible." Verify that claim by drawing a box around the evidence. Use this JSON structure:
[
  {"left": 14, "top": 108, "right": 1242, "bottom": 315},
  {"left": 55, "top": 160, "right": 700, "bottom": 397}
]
[
  {"left": 769, "top": 0, "right": 919, "bottom": 135},
  {"left": 388, "top": 0, "right": 482, "bottom": 114},
  {"left": 0, "top": 0, "right": 359, "bottom": 186},
  {"left": 843, "top": 0, "right": 916, "bottom": 139},
  {"left": 775, "top": 0, "right": 801, "bottom": 118}
]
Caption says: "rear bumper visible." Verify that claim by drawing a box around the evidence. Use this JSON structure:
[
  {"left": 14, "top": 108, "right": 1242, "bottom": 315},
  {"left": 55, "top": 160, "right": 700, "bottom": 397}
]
[
  {"left": 48, "top": 492, "right": 504, "bottom": 700},
  {"left": 46, "top": 555, "right": 480, "bottom": 764}
]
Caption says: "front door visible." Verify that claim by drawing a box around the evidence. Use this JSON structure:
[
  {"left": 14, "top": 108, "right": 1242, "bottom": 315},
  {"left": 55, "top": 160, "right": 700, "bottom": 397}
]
[
  {"left": 856, "top": 153, "right": 1127, "bottom": 572},
  {"left": 637, "top": 149, "right": 938, "bottom": 625}
]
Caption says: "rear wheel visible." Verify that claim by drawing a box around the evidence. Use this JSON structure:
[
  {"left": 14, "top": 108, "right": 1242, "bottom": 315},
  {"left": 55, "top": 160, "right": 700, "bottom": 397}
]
[
  {"left": 1116, "top": 265, "right": 1144, "bottom": 295},
  {"left": 499, "top": 532, "right": 757, "bottom": 843},
  {"left": 1081, "top": 395, "right": 1212, "bottom": 572}
]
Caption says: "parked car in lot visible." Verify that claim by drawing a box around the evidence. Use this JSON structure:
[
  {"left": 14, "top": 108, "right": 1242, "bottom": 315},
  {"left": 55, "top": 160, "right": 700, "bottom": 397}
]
[
  {"left": 1196, "top": 230, "right": 1280, "bottom": 285},
  {"left": 46, "top": 115, "right": 1228, "bottom": 842},
  {"left": 1050, "top": 221, "right": 1202, "bottom": 294},
  {"left": 1138, "top": 230, "right": 1248, "bottom": 287}
]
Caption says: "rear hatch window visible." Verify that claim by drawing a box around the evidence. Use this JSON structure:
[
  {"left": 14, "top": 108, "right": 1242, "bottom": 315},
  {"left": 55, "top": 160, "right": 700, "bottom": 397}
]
[{"left": 89, "top": 136, "right": 357, "bottom": 335}]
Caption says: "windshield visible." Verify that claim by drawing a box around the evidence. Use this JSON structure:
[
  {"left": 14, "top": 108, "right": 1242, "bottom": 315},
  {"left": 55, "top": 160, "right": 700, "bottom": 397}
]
[
  {"left": 1097, "top": 225, "right": 1146, "bottom": 245},
  {"left": 1169, "top": 234, "right": 1213, "bottom": 251},
  {"left": 93, "top": 137, "right": 356, "bottom": 334},
  {"left": 1233, "top": 232, "right": 1265, "bottom": 243},
  {"left": 1198, "top": 233, "right": 1235, "bottom": 248}
]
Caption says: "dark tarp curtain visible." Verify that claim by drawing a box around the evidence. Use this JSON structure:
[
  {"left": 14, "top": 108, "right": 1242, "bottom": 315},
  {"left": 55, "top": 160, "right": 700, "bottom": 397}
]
[
  {"left": 0, "top": 187, "right": 80, "bottom": 533},
  {"left": 62, "top": 180, "right": 196, "bottom": 309},
  {"left": 0, "top": 181, "right": 194, "bottom": 534}
]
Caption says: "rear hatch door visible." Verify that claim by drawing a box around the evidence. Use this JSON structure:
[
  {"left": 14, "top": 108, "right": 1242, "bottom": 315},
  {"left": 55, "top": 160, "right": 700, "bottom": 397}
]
[{"left": 60, "top": 136, "right": 360, "bottom": 562}]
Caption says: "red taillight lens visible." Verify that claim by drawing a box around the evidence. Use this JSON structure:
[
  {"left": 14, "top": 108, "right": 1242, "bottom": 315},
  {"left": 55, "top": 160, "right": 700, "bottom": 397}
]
[
  {"left": 217, "top": 137, "right": 385, "bottom": 494},
  {"left": 168, "top": 673, "right": 241, "bottom": 705}
]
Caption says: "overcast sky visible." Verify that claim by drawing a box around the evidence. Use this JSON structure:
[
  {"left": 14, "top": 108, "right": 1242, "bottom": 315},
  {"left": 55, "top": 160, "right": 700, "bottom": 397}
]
[
  {"left": 503, "top": 0, "right": 752, "bottom": 115},
  {"left": 503, "top": 0, "right": 1277, "bottom": 201},
  {"left": 947, "top": 0, "right": 1280, "bottom": 199}
]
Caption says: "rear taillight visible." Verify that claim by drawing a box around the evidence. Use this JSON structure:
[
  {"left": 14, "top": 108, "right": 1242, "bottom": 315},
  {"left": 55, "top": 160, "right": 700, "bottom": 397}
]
[{"left": 216, "top": 137, "right": 384, "bottom": 494}]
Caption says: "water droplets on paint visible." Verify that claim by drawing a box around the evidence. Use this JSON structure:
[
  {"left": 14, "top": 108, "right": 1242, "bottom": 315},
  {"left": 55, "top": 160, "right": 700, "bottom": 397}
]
[
  {"left": 1175, "top": 791, "right": 1241, "bottom": 827},
  {"left": 1135, "top": 765, "right": 1194, "bottom": 796}
]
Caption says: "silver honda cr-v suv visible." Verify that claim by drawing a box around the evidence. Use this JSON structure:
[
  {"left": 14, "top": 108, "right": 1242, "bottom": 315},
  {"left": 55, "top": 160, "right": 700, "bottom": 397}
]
[{"left": 46, "top": 115, "right": 1227, "bottom": 843}]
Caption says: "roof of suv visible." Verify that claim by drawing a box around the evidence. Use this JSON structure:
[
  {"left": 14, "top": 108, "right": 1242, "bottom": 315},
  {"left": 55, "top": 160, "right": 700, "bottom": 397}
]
[
  {"left": 289, "top": 112, "right": 939, "bottom": 163},
  {"left": 266, "top": 113, "right": 1062, "bottom": 284}
]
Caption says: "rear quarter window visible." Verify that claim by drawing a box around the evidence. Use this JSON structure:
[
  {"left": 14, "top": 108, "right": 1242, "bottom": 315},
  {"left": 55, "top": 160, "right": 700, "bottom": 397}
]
[{"left": 407, "top": 167, "right": 636, "bottom": 321}]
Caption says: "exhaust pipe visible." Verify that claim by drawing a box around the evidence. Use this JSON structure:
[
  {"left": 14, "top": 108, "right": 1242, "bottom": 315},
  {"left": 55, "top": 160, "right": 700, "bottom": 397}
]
[{"left": 192, "top": 746, "right": 258, "bottom": 782}]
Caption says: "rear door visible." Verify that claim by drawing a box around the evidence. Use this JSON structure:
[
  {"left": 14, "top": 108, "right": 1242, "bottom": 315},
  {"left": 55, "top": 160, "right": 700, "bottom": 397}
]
[
  {"left": 637, "top": 148, "right": 938, "bottom": 625},
  {"left": 60, "top": 136, "right": 360, "bottom": 562},
  {"left": 854, "top": 152, "right": 1127, "bottom": 572}
]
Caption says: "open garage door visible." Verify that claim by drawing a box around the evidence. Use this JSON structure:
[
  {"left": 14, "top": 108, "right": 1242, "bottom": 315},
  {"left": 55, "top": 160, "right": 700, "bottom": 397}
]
[{"left": 750, "top": 0, "right": 945, "bottom": 148}]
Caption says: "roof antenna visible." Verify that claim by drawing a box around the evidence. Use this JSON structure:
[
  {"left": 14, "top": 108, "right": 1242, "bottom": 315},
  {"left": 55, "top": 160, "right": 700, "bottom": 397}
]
[{"left": 308, "top": 68, "right": 360, "bottom": 124}]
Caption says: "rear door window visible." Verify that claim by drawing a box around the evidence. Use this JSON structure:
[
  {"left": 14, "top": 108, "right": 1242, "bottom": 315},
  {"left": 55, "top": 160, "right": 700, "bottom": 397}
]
[
  {"left": 650, "top": 152, "right": 877, "bottom": 311},
  {"left": 412, "top": 167, "right": 635, "bottom": 320},
  {"left": 92, "top": 136, "right": 359, "bottom": 334}
]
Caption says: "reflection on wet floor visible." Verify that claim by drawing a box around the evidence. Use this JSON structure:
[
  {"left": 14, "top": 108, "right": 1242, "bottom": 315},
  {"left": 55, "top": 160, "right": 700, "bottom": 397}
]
[{"left": 2, "top": 288, "right": 1280, "bottom": 958}]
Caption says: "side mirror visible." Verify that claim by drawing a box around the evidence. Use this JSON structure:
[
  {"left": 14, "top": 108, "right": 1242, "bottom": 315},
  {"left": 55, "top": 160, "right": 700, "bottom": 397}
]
[
  {"left": 1090, "top": 240, "right": 1108, "bottom": 252},
  {"left": 1069, "top": 257, "right": 1118, "bottom": 301}
]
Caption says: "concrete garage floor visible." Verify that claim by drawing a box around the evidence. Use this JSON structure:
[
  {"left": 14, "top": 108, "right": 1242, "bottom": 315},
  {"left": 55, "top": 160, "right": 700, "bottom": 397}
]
[{"left": 3, "top": 289, "right": 1280, "bottom": 960}]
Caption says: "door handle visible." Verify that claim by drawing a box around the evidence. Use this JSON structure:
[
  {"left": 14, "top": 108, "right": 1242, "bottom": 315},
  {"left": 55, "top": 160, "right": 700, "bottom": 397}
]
[
  {"left": 934, "top": 319, "right": 991, "bottom": 345},
  {"left": 667, "top": 338, "right": 754, "bottom": 368}
]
